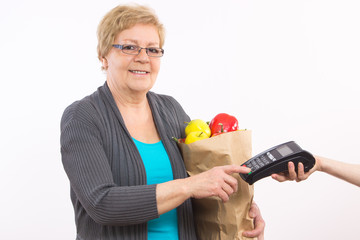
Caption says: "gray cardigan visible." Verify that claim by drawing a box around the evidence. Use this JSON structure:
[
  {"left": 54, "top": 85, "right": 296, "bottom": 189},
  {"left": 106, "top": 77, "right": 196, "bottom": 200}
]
[{"left": 60, "top": 82, "right": 197, "bottom": 240}]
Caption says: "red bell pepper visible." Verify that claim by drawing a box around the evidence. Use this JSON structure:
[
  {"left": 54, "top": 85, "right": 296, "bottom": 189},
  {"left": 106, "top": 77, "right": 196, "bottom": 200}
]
[{"left": 209, "top": 113, "right": 239, "bottom": 136}]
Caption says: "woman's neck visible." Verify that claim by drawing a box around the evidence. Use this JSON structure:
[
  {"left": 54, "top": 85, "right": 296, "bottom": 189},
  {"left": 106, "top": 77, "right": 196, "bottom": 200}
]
[
  {"left": 107, "top": 80, "right": 148, "bottom": 110},
  {"left": 107, "top": 81, "right": 160, "bottom": 143}
]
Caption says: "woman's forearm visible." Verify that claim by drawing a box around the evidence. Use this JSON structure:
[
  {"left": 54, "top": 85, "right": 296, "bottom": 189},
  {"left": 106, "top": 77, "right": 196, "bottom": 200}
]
[
  {"left": 156, "top": 165, "right": 251, "bottom": 215},
  {"left": 319, "top": 157, "right": 360, "bottom": 187},
  {"left": 156, "top": 179, "right": 191, "bottom": 215}
]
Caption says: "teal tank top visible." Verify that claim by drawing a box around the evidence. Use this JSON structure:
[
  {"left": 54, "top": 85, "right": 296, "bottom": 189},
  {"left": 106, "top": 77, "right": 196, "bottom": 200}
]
[{"left": 133, "top": 138, "right": 179, "bottom": 240}]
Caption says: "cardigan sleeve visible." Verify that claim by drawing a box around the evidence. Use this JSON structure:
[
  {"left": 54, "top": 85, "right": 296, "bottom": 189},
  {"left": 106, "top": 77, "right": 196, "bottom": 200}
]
[{"left": 60, "top": 102, "right": 159, "bottom": 226}]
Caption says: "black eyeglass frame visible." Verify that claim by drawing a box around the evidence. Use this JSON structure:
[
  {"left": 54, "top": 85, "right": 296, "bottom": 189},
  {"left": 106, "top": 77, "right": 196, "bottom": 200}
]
[{"left": 112, "top": 44, "right": 164, "bottom": 57}]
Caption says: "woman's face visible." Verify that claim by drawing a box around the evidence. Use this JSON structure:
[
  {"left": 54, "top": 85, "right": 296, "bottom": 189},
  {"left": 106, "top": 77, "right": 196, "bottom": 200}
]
[{"left": 105, "top": 23, "right": 161, "bottom": 96}]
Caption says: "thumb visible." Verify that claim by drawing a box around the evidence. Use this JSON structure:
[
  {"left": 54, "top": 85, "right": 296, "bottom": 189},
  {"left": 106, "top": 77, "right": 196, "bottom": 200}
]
[{"left": 249, "top": 208, "right": 256, "bottom": 218}]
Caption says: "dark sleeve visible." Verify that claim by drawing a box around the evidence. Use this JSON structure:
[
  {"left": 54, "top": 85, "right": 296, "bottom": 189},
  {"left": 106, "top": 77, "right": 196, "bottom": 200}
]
[{"left": 60, "top": 103, "right": 158, "bottom": 226}]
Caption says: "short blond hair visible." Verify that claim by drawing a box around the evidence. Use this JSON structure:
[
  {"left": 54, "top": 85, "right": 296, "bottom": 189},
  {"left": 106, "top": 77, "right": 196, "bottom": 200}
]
[{"left": 97, "top": 4, "right": 165, "bottom": 61}]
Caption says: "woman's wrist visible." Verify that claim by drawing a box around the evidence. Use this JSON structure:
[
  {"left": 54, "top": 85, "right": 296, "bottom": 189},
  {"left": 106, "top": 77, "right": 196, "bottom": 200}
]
[
  {"left": 180, "top": 177, "right": 193, "bottom": 199},
  {"left": 314, "top": 155, "right": 325, "bottom": 172}
]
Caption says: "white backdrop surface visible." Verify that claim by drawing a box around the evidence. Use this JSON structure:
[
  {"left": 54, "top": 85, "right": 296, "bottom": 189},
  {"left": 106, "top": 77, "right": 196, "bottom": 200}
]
[{"left": 1, "top": 0, "right": 359, "bottom": 239}]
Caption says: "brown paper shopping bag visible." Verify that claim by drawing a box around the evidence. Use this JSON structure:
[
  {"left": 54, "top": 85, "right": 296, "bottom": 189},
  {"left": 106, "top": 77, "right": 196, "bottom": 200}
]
[{"left": 178, "top": 130, "right": 256, "bottom": 240}]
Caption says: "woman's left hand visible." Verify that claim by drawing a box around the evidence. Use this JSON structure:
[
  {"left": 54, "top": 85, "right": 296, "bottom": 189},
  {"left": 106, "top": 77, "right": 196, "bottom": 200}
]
[{"left": 242, "top": 201, "right": 265, "bottom": 240}]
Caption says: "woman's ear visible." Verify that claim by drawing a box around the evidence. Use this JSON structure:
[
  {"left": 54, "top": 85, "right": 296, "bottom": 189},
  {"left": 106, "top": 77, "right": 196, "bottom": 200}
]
[{"left": 101, "top": 57, "right": 108, "bottom": 70}]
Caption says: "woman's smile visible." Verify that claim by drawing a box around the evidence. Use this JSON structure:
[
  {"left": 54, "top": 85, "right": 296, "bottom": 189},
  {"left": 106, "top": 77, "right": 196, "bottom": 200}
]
[{"left": 129, "top": 69, "right": 150, "bottom": 75}]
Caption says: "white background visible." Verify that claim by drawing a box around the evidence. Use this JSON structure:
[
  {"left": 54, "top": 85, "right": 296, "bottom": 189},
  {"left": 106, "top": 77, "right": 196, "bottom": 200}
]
[{"left": 1, "top": 0, "right": 359, "bottom": 239}]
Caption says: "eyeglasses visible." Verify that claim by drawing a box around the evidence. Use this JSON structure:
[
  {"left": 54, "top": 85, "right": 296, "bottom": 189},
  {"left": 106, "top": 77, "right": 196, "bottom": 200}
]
[{"left": 112, "top": 44, "right": 164, "bottom": 57}]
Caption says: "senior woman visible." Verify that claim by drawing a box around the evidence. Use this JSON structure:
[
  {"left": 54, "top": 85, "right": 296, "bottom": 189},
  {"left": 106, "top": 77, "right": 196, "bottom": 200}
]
[{"left": 61, "top": 4, "right": 265, "bottom": 240}]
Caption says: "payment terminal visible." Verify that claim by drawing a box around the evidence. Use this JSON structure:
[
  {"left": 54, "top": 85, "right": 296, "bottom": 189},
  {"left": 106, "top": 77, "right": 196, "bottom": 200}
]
[{"left": 240, "top": 141, "right": 315, "bottom": 185}]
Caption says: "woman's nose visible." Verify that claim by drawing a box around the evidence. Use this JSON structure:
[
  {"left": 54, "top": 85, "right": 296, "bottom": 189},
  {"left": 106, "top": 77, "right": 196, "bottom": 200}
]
[{"left": 134, "top": 48, "right": 150, "bottom": 62}]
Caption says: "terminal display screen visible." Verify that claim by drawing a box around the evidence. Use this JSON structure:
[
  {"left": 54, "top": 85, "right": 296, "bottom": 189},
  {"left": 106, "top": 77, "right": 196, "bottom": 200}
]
[{"left": 277, "top": 145, "right": 293, "bottom": 157}]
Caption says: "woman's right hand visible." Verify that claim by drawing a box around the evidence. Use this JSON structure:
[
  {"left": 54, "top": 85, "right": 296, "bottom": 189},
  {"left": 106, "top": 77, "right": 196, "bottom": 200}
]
[
  {"left": 271, "top": 156, "right": 321, "bottom": 182},
  {"left": 184, "top": 165, "right": 251, "bottom": 202}
]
